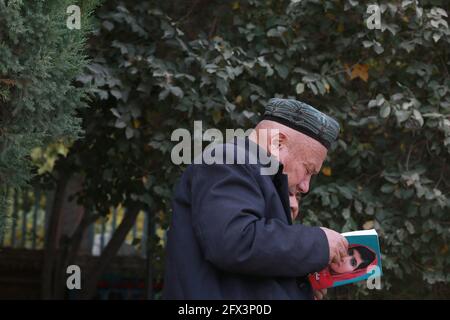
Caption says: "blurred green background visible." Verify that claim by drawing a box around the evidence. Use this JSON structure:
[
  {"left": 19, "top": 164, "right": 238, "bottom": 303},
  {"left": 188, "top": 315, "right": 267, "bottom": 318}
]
[{"left": 0, "top": 0, "right": 449, "bottom": 299}]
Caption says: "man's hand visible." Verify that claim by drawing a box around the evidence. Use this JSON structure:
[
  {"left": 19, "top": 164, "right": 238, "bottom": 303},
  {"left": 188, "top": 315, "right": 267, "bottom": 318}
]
[
  {"left": 313, "top": 288, "right": 327, "bottom": 300},
  {"left": 320, "top": 227, "right": 349, "bottom": 265}
]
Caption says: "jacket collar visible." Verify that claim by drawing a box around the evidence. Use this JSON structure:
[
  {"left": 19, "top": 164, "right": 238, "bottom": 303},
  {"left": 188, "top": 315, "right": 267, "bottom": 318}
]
[
  {"left": 244, "top": 136, "right": 284, "bottom": 179},
  {"left": 240, "top": 136, "right": 292, "bottom": 225}
]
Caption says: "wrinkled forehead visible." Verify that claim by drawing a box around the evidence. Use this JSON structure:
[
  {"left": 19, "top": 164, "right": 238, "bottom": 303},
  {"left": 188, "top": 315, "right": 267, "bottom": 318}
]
[{"left": 292, "top": 130, "right": 328, "bottom": 161}]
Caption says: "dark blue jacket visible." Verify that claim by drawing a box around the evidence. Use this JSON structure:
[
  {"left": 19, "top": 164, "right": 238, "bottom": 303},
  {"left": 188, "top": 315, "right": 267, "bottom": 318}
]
[{"left": 163, "top": 137, "right": 329, "bottom": 299}]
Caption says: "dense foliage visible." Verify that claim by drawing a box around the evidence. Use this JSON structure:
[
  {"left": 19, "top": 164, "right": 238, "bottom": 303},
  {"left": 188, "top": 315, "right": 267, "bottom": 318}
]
[
  {"left": 17, "top": 0, "right": 450, "bottom": 298},
  {"left": 0, "top": 0, "right": 99, "bottom": 238}
]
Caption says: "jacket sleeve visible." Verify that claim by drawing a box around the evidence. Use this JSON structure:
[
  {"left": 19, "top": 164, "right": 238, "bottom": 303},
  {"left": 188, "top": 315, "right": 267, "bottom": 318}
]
[{"left": 190, "top": 162, "right": 330, "bottom": 277}]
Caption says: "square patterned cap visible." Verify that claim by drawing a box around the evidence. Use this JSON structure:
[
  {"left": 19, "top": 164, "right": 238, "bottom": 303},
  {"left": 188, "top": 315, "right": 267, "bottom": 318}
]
[{"left": 263, "top": 98, "right": 340, "bottom": 149}]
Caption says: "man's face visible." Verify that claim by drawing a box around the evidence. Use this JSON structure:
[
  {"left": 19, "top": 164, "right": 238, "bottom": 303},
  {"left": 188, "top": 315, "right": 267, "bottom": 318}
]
[
  {"left": 278, "top": 133, "right": 327, "bottom": 220},
  {"left": 330, "top": 248, "right": 363, "bottom": 274}
]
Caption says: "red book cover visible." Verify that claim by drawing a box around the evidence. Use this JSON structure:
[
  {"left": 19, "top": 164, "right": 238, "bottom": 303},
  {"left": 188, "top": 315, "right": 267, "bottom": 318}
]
[{"left": 309, "top": 229, "right": 382, "bottom": 290}]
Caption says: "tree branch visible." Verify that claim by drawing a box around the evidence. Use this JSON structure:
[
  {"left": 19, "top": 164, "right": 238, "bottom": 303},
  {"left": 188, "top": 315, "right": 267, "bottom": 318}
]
[{"left": 76, "top": 205, "right": 141, "bottom": 300}]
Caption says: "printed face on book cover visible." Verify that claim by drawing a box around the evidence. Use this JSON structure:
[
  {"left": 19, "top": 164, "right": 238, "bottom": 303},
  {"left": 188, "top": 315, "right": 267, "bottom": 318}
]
[
  {"left": 309, "top": 240, "right": 380, "bottom": 290},
  {"left": 330, "top": 245, "right": 376, "bottom": 275}
]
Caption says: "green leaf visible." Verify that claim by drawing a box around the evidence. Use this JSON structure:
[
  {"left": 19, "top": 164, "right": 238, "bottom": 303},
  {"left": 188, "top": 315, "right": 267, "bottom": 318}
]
[
  {"left": 275, "top": 64, "right": 289, "bottom": 79},
  {"left": 125, "top": 127, "right": 134, "bottom": 139},
  {"left": 110, "top": 89, "right": 122, "bottom": 100},
  {"left": 405, "top": 221, "right": 415, "bottom": 234},
  {"left": 380, "top": 105, "right": 391, "bottom": 118},
  {"left": 395, "top": 110, "right": 411, "bottom": 123},
  {"left": 115, "top": 119, "right": 126, "bottom": 129},
  {"left": 216, "top": 79, "right": 229, "bottom": 95},
  {"left": 342, "top": 208, "right": 351, "bottom": 219},
  {"left": 159, "top": 88, "right": 170, "bottom": 100},
  {"left": 295, "top": 83, "right": 305, "bottom": 94},
  {"left": 169, "top": 86, "right": 184, "bottom": 98},
  {"left": 321, "top": 194, "right": 330, "bottom": 206},
  {"left": 102, "top": 21, "right": 114, "bottom": 31},
  {"left": 381, "top": 184, "right": 394, "bottom": 193},
  {"left": 337, "top": 186, "right": 353, "bottom": 200},
  {"left": 412, "top": 109, "right": 424, "bottom": 127},
  {"left": 354, "top": 200, "right": 363, "bottom": 213}
]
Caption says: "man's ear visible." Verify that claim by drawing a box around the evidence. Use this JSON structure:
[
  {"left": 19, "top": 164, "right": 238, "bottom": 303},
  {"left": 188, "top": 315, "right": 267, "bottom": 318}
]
[
  {"left": 269, "top": 130, "right": 286, "bottom": 158},
  {"left": 278, "top": 131, "right": 287, "bottom": 148}
]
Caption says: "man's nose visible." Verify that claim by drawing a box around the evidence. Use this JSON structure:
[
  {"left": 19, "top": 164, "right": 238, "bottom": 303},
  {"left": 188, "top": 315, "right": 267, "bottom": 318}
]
[{"left": 298, "top": 179, "right": 310, "bottom": 194}]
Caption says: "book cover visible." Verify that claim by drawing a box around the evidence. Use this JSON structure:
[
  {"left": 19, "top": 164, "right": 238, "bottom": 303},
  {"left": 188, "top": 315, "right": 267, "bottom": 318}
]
[{"left": 308, "top": 229, "right": 382, "bottom": 290}]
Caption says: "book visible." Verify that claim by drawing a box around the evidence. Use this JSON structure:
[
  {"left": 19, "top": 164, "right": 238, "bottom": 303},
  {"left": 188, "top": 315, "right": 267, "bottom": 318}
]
[{"left": 308, "top": 229, "right": 382, "bottom": 290}]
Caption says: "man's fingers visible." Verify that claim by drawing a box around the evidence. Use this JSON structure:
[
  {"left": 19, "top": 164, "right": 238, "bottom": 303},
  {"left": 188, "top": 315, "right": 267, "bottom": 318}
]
[
  {"left": 321, "top": 227, "right": 350, "bottom": 265},
  {"left": 332, "top": 248, "right": 341, "bottom": 264},
  {"left": 314, "top": 291, "right": 323, "bottom": 300},
  {"left": 335, "top": 249, "right": 341, "bottom": 263},
  {"left": 314, "top": 289, "right": 327, "bottom": 300},
  {"left": 339, "top": 238, "right": 348, "bottom": 258},
  {"left": 344, "top": 237, "right": 349, "bottom": 248},
  {"left": 339, "top": 245, "right": 347, "bottom": 259},
  {"left": 342, "top": 237, "right": 349, "bottom": 251},
  {"left": 330, "top": 249, "right": 336, "bottom": 264},
  {"left": 319, "top": 289, "right": 327, "bottom": 300}
]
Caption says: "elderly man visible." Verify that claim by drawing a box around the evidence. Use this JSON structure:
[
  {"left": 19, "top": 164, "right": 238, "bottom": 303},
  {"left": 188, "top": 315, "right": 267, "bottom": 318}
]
[{"left": 163, "top": 98, "right": 348, "bottom": 300}]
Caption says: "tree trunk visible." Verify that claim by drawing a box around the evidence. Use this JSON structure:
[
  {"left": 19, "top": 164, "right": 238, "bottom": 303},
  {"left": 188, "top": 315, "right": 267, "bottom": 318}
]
[
  {"left": 76, "top": 205, "right": 140, "bottom": 300},
  {"left": 144, "top": 212, "right": 155, "bottom": 300},
  {"left": 53, "top": 212, "right": 100, "bottom": 299},
  {"left": 41, "top": 172, "right": 69, "bottom": 299},
  {"left": 66, "top": 213, "right": 101, "bottom": 268}
]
